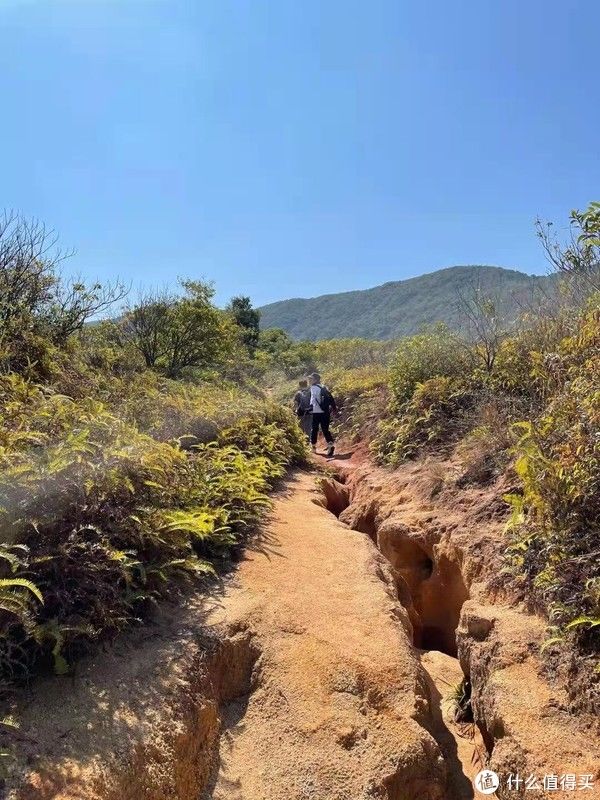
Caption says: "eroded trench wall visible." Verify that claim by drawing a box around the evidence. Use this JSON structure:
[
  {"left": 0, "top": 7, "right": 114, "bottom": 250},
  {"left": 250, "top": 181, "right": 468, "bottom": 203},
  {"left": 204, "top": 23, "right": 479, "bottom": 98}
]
[
  {"left": 9, "top": 628, "right": 260, "bottom": 800},
  {"left": 320, "top": 474, "right": 469, "bottom": 658}
]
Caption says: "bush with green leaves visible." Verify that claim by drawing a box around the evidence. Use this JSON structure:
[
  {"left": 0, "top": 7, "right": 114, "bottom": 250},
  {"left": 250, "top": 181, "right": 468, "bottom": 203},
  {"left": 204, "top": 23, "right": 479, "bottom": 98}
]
[
  {"left": 0, "top": 370, "right": 305, "bottom": 688},
  {"left": 313, "top": 338, "right": 396, "bottom": 371},
  {"left": 121, "top": 279, "right": 241, "bottom": 379},
  {"left": 374, "top": 376, "right": 476, "bottom": 465},
  {"left": 505, "top": 306, "right": 600, "bottom": 661},
  {"left": 219, "top": 405, "right": 307, "bottom": 469},
  {"left": 388, "top": 324, "right": 472, "bottom": 405},
  {"left": 324, "top": 364, "right": 390, "bottom": 442}
]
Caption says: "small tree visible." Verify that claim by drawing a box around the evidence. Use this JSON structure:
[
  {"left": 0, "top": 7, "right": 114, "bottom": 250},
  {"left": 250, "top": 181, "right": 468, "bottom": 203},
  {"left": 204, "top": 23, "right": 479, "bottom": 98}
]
[
  {"left": 256, "top": 328, "right": 316, "bottom": 378},
  {"left": 227, "top": 295, "right": 260, "bottom": 352},
  {"left": 123, "top": 288, "right": 173, "bottom": 369},
  {"left": 0, "top": 212, "right": 126, "bottom": 342},
  {"left": 123, "top": 279, "right": 236, "bottom": 378},
  {"left": 0, "top": 212, "right": 126, "bottom": 374},
  {"left": 536, "top": 201, "right": 600, "bottom": 295},
  {"left": 456, "top": 278, "right": 507, "bottom": 373},
  {"left": 257, "top": 327, "right": 293, "bottom": 357}
]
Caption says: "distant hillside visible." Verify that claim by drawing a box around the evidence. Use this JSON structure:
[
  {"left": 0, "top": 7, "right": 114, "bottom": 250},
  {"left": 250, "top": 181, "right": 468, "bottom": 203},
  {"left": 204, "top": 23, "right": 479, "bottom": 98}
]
[{"left": 258, "top": 265, "right": 554, "bottom": 340}]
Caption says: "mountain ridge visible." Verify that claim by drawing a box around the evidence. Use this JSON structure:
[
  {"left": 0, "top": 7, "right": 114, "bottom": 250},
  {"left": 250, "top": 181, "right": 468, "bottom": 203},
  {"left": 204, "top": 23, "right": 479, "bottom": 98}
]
[{"left": 258, "top": 264, "right": 553, "bottom": 341}]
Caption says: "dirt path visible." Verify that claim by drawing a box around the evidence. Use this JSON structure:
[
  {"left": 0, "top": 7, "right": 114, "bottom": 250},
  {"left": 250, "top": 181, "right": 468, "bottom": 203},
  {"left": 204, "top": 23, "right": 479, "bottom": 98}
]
[
  {"left": 202, "top": 470, "right": 452, "bottom": 799},
  {"left": 8, "top": 452, "right": 600, "bottom": 800}
]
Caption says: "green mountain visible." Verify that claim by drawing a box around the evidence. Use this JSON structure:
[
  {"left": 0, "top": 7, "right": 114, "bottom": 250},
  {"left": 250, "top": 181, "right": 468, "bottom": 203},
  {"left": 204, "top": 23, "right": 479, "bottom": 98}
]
[{"left": 258, "top": 265, "right": 554, "bottom": 340}]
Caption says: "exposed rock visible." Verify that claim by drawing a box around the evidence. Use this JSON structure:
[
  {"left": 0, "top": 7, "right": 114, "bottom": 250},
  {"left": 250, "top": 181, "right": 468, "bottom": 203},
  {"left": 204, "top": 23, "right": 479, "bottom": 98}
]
[{"left": 458, "top": 602, "right": 600, "bottom": 799}]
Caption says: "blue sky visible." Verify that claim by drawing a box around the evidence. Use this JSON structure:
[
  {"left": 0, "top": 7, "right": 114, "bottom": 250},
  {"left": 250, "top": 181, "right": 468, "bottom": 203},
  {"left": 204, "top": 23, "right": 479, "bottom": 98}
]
[{"left": 1, "top": 0, "right": 598, "bottom": 306}]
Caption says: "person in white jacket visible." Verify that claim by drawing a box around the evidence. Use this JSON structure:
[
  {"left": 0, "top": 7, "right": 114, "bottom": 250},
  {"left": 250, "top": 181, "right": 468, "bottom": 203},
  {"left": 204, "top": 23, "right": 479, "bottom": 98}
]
[{"left": 308, "top": 372, "right": 337, "bottom": 457}]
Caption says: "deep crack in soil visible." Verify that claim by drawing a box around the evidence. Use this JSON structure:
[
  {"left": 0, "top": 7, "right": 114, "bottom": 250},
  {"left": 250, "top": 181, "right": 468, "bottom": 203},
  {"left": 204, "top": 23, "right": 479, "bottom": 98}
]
[{"left": 318, "top": 471, "right": 478, "bottom": 799}]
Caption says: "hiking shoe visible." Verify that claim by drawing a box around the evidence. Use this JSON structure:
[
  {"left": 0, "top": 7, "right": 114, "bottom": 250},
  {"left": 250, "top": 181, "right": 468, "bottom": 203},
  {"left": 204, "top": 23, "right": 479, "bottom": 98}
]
[{"left": 326, "top": 444, "right": 335, "bottom": 458}]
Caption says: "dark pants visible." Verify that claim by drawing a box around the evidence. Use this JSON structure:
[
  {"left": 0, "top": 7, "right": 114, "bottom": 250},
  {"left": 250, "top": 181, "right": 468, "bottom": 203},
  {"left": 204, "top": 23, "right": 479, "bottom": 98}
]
[
  {"left": 298, "top": 412, "right": 312, "bottom": 439},
  {"left": 311, "top": 412, "right": 334, "bottom": 446}
]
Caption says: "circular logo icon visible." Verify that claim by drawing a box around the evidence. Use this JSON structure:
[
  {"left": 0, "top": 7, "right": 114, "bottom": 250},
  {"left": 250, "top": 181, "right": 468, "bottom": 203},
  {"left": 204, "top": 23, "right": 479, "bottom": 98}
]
[{"left": 474, "top": 769, "right": 500, "bottom": 795}]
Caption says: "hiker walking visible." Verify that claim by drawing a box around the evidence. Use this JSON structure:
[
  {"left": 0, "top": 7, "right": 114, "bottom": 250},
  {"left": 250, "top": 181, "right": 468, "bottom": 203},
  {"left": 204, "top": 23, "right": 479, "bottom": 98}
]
[
  {"left": 293, "top": 379, "right": 313, "bottom": 441},
  {"left": 308, "top": 372, "right": 338, "bottom": 457}
]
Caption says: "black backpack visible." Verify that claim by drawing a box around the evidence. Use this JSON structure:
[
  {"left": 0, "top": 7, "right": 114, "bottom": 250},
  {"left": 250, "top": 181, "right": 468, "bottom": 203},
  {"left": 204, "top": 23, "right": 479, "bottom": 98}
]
[
  {"left": 295, "top": 387, "right": 312, "bottom": 416},
  {"left": 318, "top": 384, "right": 337, "bottom": 414}
]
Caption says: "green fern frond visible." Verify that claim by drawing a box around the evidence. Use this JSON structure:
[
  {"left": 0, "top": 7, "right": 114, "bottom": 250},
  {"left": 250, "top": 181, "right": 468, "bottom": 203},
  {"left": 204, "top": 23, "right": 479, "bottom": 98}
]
[
  {"left": 0, "top": 578, "right": 43, "bottom": 604},
  {"left": 565, "top": 616, "right": 600, "bottom": 630}
]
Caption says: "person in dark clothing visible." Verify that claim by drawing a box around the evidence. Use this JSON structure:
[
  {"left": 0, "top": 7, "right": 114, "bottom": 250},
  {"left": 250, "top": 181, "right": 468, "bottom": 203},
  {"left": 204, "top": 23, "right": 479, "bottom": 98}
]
[
  {"left": 293, "top": 379, "right": 312, "bottom": 440},
  {"left": 308, "top": 372, "right": 338, "bottom": 457}
]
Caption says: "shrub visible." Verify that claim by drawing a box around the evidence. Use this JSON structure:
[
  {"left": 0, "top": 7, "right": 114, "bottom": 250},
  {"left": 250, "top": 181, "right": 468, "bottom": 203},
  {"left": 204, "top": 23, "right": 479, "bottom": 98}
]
[
  {"left": 388, "top": 324, "right": 472, "bottom": 405},
  {"left": 218, "top": 403, "right": 308, "bottom": 469},
  {"left": 256, "top": 329, "right": 317, "bottom": 379},
  {"left": 491, "top": 309, "right": 578, "bottom": 405},
  {"left": 374, "top": 376, "right": 475, "bottom": 465},
  {"left": 0, "top": 370, "right": 306, "bottom": 688},
  {"left": 324, "top": 365, "right": 389, "bottom": 442},
  {"left": 455, "top": 418, "right": 511, "bottom": 486},
  {"left": 505, "top": 306, "right": 600, "bottom": 661},
  {"left": 314, "top": 339, "right": 396, "bottom": 371}
]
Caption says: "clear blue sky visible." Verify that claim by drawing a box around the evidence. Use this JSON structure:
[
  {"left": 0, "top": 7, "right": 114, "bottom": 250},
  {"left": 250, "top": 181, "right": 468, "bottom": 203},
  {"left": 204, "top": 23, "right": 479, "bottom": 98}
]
[{"left": 1, "top": 0, "right": 598, "bottom": 306}]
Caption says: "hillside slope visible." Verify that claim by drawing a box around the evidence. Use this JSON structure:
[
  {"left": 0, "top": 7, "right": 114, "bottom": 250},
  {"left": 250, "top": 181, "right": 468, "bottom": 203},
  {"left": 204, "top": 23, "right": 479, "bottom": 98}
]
[{"left": 259, "top": 265, "right": 553, "bottom": 340}]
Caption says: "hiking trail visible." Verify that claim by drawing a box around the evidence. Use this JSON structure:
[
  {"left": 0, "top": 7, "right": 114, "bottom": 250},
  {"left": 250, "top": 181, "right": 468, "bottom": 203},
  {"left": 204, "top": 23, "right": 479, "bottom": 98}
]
[
  {"left": 202, "top": 469, "right": 475, "bottom": 800},
  {"left": 8, "top": 458, "right": 600, "bottom": 800}
]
